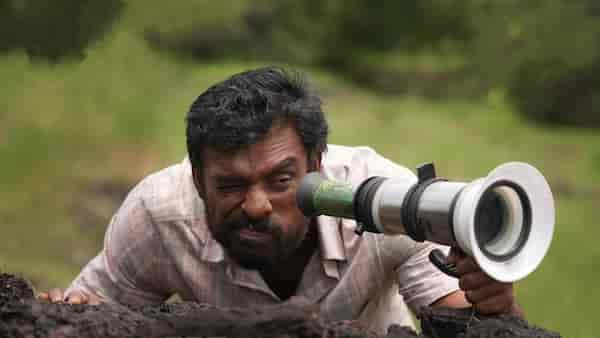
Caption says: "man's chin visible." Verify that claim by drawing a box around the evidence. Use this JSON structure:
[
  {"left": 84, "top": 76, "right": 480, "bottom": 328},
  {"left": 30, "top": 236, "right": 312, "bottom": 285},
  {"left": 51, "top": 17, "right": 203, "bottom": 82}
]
[{"left": 224, "top": 233, "right": 282, "bottom": 269}]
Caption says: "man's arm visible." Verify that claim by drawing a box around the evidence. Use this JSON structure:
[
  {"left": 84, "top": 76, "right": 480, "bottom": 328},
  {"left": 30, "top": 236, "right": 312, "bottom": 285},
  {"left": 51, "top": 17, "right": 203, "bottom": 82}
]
[
  {"left": 393, "top": 241, "right": 462, "bottom": 312},
  {"left": 432, "top": 248, "right": 525, "bottom": 318},
  {"left": 433, "top": 290, "right": 524, "bottom": 318},
  {"left": 40, "top": 183, "right": 173, "bottom": 305}
]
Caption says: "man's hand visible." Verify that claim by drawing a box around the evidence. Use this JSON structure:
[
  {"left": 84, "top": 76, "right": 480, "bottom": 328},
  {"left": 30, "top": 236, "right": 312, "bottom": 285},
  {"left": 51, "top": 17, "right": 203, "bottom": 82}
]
[
  {"left": 447, "top": 248, "right": 524, "bottom": 318},
  {"left": 37, "top": 288, "right": 101, "bottom": 305}
]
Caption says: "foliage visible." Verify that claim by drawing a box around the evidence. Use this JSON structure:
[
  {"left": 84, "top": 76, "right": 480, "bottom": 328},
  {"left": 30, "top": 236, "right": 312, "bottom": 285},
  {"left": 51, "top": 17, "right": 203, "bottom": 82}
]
[
  {"left": 466, "top": 0, "right": 600, "bottom": 127},
  {"left": 508, "top": 59, "right": 600, "bottom": 126},
  {"left": 145, "top": 0, "right": 600, "bottom": 127},
  {"left": 0, "top": 0, "right": 123, "bottom": 62},
  {"left": 144, "top": 0, "right": 471, "bottom": 67},
  {"left": 261, "top": 0, "right": 470, "bottom": 67}
]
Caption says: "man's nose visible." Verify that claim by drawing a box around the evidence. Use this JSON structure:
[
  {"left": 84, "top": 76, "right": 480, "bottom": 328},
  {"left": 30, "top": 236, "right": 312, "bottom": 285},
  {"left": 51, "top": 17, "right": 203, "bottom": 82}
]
[{"left": 242, "top": 187, "right": 273, "bottom": 220}]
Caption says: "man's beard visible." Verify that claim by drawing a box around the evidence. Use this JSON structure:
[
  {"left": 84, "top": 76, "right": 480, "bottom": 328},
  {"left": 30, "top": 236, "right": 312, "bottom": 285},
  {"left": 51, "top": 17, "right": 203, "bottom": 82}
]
[{"left": 209, "top": 210, "right": 289, "bottom": 270}]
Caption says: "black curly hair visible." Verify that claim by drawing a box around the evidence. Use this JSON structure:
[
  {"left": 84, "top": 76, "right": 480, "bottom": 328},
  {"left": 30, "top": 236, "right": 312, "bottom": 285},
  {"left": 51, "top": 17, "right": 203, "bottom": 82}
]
[{"left": 186, "top": 67, "right": 329, "bottom": 170}]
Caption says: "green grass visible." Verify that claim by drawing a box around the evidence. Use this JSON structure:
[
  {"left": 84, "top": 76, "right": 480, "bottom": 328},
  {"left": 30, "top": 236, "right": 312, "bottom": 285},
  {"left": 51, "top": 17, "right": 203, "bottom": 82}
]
[{"left": 1, "top": 3, "right": 599, "bottom": 337}]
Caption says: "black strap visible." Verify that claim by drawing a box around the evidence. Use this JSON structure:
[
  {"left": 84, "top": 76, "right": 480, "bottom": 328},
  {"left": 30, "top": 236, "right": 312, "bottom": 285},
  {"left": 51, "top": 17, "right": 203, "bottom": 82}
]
[{"left": 401, "top": 177, "right": 447, "bottom": 242}]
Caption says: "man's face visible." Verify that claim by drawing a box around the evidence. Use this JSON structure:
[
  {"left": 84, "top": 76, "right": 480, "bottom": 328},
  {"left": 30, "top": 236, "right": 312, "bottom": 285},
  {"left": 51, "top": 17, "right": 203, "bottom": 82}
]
[{"left": 195, "top": 123, "right": 318, "bottom": 269}]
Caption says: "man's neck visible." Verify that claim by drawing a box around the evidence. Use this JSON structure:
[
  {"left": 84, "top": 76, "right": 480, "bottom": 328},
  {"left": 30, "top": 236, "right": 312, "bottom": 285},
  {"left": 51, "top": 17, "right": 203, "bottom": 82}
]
[{"left": 259, "top": 224, "right": 319, "bottom": 300}]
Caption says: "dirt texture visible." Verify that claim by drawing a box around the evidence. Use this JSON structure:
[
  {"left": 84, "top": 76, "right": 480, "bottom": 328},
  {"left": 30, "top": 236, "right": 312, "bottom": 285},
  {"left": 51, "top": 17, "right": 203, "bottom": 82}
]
[
  {"left": 0, "top": 273, "right": 560, "bottom": 338},
  {"left": 419, "top": 307, "right": 561, "bottom": 338}
]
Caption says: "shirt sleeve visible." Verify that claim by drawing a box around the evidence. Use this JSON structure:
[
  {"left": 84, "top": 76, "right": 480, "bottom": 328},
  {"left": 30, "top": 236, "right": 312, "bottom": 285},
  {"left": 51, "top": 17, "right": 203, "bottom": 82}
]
[
  {"left": 64, "top": 182, "right": 173, "bottom": 305},
  {"left": 394, "top": 242, "right": 460, "bottom": 312}
]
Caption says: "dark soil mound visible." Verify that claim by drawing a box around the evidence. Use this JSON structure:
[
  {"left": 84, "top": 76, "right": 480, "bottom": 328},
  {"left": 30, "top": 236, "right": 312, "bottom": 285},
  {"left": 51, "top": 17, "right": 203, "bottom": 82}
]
[
  {"left": 461, "top": 317, "right": 561, "bottom": 338},
  {"left": 419, "top": 307, "right": 561, "bottom": 338},
  {"left": 0, "top": 273, "right": 560, "bottom": 338},
  {"left": 0, "top": 273, "right": 34, "bottom": 305}
]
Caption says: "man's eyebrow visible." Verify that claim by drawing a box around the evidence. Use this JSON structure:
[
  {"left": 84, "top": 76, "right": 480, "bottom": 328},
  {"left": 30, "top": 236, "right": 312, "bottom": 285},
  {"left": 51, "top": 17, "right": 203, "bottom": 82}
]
[
  {"left": 211, "top": 172, "right": 247, "bottom": 183},
  {"left": 270, "top": 158, "right": 298, "bottom": 173},
  {"left": 210, "top": 158, "right": 298, "bottom": 182},
  {"left": 215, "top": 175, "right": 244, "bottom": 181}
]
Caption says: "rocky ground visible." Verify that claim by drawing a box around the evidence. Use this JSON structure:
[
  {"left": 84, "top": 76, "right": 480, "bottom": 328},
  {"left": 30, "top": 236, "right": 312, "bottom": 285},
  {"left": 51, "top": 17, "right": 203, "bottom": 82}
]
[{"left": 0, "top": 273, "right": 560, "bottom": 338}]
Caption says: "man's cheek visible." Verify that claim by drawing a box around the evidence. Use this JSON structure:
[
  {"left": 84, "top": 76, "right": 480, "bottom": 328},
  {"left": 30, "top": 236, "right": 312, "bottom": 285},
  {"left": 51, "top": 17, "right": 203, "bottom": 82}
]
[{"left": 273, "top": 194, "right": 302, "bottom": 216}]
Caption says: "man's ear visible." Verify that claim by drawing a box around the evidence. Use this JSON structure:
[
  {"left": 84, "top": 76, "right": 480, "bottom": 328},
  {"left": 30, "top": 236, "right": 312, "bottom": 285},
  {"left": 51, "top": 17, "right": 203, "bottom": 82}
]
[{"left": 308, "top": 152, "right": 322, "bottom": 172}]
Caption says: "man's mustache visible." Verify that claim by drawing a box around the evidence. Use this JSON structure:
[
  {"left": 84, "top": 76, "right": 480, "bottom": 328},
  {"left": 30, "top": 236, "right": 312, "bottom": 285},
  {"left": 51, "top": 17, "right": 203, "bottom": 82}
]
[{"left": 222, "top": 211, "right": 275, "bottom": 234}]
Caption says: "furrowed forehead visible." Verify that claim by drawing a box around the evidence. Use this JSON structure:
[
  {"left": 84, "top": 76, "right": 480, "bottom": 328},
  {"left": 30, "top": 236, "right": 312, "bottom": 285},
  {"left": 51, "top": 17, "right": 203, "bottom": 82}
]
[{"left": 201, "top": 123, "right": 307, "bottom": 178}]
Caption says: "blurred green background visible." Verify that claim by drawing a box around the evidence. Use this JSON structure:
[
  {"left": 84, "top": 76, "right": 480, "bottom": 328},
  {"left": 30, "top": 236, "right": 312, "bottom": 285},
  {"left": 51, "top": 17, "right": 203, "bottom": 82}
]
[{"left": 1, "top": 1, "right": 599, "bottom": 337}]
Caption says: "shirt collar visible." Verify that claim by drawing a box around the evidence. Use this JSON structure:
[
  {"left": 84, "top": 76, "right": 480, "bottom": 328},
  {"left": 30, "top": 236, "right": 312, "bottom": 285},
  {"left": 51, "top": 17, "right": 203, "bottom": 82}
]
[{"left": 316, "top": 215, "right": 346, "bottom": 261}]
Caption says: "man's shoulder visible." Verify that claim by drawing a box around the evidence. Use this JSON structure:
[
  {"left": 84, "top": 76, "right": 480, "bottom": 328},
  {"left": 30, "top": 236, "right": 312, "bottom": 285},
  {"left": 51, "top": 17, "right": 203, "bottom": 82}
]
[
  {"left": 323, "top": 144, "right": 416, "bottom": 183},
  {"left": 107, "top": 157, "right": 212, "bottom": 263},
  {"left": 323, "top": 144, "right": 377, "bottom": 163},
  {"left": 128, "top": 157, "right": 201, "bottom": 222}
]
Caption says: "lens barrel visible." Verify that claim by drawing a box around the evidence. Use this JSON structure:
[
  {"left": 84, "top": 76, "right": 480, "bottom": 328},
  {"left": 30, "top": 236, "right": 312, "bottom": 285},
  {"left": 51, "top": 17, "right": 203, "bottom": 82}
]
[{"left": 352, "top": 164, "right": 534, "bottom": 259}]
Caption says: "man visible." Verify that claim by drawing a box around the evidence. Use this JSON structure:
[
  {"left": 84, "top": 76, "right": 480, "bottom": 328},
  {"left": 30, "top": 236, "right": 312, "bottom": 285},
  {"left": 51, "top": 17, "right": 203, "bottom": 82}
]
[{"left": 40, "top": 67, "right": 522, "bottom": 333}]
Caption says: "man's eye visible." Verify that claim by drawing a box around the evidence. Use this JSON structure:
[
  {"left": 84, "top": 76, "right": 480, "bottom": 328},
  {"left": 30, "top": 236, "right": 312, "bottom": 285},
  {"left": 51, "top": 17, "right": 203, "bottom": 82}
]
[
  {"left": 272, "top": 175, "right": 293, "bottom": 189},
  {"left": 217, "top": 184, "right": 245, "bottom": 192}
]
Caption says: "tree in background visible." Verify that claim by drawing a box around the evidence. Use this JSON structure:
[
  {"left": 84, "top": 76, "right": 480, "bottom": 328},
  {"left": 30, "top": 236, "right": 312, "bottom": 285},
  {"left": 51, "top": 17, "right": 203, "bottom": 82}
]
[
  {"left": 144, "top": 0, "right": 470, "bottom": 67},
  {"left": 0, "top": 0, "right": 123, "bottom": 62},
  {"left": 467, "top": 0, "right": 600, "bottom": 127},
  {"left": 144, "top": 0, "right": 600, "bottom": 128},
  {"left": 3, "top": 0, "right": 598, "bottom": 127}
]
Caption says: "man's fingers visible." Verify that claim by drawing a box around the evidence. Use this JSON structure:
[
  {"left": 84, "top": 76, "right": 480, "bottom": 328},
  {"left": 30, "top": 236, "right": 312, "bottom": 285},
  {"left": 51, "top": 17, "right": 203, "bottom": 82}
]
[
  {"left": 67, "top": 294, "right": 85, "bottom": 305},
  {"left": 48, "top": 288, "right": 65, "bottom": 303},
  {"left": 465, "top": 282, "right": 513, "bottom": 304},
  {"left": 473, "top": 290, "right": 515, "bottom": 315},
  {"left": 458, "top": 271, "right": 496, "bottom": 291},
  {"left": 66, "top": 291, "right": 100, "bottom": 305},
  {"left": 455, "top": 255, "right": 479, "bottom": 275},
  {"left": 37, "top": 292, "right": 49, "bottom": 300},
  {"left": 446, "top": 247, "right": 466, "bottom": 264},
  {"left": 87, "top": 294, "right": 101, "bottom": 306},
  {"left": 38, "top": 289, "right": 101, "bottom": 305},
  {"left": 68, "top": 295, "right": 81, "bottom": 304}
]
